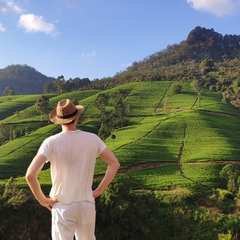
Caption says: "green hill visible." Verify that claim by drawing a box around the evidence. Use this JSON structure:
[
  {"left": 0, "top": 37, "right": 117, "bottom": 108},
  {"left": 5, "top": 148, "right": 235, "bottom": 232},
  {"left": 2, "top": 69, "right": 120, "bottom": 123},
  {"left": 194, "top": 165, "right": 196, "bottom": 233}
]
[
  {"left": 0, "top": 64, "right": 56, "bottom": 95},
  {"left": 86, "top": 27, "right": 240, "bottom": 111},
  {"left": 0, "top": 81, "right": 239, "bottom": 192}
]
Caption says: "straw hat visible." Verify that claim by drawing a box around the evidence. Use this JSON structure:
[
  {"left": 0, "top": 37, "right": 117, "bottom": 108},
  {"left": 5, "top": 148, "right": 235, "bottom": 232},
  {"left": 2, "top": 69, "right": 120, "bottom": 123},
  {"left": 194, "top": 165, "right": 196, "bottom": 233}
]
[{"left": 49, "top": 99, "right": 84, "bottom": 124}]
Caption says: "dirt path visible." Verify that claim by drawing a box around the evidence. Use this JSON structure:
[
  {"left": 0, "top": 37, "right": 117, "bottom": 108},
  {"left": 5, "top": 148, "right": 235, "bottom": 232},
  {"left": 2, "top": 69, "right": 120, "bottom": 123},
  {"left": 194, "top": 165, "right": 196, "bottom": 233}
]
[{"left": 94, "top": 159, "right": 240, "bottom": 179}]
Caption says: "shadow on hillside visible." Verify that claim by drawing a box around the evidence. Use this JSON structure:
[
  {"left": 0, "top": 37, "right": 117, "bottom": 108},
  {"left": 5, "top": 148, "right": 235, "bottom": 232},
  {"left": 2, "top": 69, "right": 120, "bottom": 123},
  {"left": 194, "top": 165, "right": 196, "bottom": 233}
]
[{"left": 201, "top": 112, "right": 240, "bottom": 161}]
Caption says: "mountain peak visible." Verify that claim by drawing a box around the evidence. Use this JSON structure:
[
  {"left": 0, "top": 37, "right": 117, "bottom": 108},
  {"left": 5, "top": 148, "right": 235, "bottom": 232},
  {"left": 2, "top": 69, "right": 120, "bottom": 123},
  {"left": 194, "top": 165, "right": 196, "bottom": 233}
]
[{"left": 0, "top": 64, "right": 55, "bottom": 95}]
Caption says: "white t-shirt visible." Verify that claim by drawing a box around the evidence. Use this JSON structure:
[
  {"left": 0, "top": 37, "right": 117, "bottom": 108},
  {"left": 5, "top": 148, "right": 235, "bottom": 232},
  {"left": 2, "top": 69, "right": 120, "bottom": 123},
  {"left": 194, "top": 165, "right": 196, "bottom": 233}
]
[{"left": 38, "top": 130, "right": 106, "bottom": 204}]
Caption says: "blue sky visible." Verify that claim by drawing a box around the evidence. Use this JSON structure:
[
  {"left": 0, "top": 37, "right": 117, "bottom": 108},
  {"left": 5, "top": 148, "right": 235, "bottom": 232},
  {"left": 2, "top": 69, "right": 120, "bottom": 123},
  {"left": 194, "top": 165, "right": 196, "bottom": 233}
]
[{"left": 0, "top": 0, "right": 240, "bottom": 80}]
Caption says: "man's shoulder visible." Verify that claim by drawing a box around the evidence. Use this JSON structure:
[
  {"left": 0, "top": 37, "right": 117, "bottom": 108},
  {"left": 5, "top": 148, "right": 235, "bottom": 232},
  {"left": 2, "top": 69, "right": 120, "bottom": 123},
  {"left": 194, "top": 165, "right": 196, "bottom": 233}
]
[
  {"left": 44, "top": 132, "right": 62, "bottom": 142},
  {"left": 80, "top": 130, "right": 98, "bottom": 138}
]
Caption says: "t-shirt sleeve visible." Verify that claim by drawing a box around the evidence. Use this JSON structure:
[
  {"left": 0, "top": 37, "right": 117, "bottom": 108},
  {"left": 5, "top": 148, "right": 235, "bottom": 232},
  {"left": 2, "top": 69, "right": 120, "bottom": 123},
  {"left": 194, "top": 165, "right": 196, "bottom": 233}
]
[
  {"left": 97, "top": 136, "right": 107, "bottom": 155},
  {"left": 37, "top": 138, "right": 51, "bottom": 161}
]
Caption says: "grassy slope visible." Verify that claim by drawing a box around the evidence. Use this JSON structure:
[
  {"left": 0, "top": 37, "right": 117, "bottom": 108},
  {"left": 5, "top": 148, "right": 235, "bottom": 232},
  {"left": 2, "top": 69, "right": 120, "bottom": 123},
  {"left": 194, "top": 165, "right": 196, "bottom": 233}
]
[{"left": 0, "top": 81, "right": 239, "bottom": 191}]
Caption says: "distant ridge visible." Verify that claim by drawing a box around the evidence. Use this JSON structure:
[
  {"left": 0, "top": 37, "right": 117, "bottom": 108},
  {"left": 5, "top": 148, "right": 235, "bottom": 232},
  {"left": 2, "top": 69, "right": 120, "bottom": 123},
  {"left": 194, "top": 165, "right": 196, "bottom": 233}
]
[
  {"left": 2, "top": 26, "right": 240, "bottom": 96},
  {"left": 87, "top": 26, "right": 240, "bottom": 91},
  {"left": 0, "top": 64, "right": 56, "bottom": 95}
]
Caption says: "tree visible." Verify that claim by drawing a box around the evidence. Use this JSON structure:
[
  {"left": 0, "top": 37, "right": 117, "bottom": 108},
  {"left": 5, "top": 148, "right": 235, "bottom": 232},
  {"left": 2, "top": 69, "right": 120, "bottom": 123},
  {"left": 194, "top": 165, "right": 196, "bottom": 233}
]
[
  {"left": 55, "top": 75, "right": 67, "bottom": 95},
  {"left": 95, "top": 92, "right": 129, "bottom": 140},
  {"left": 95, "top": 93, "right": 109, "bottom": 110},
  {"left": 1, "top": 177, "right": 27, "bottom": 209},
  {"left": 35, "top": 95, "right": 49, "bottom": 122},
  {"left": 98, "top": 123, "right": 111, "bottom": 140},
  {"left": 114, "top": 91, "right": 128, "bottom": 128},
  {"left": 172, "top": 84, "right": 182, "bottom": 94},
  {"left": 0, "top": 123, "right": 9, "bottom": 144},
  {"left": 220, "top": 164, "right": 240, "bottom": 193},
  {"left": 43, "top": 81, "right": 56, "bottom": 94},
  {"left": 2, "top": 87, "right": 16, "bottom": 96},
  {"left": 96, "top": 182, "right": 163, "bottom": 240},
  {"left": 191, "top": 79, "right": 202, "bottom": 106},
  {"left": 200, "top": 59, "right": 215, "bottom": 74}
]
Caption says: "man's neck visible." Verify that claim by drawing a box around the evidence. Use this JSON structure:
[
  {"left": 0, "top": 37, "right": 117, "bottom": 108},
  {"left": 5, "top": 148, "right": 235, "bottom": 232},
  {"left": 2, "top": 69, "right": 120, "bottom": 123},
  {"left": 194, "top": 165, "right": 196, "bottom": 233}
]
[{"left": 61, "top": 124, "right": 77, "bottom": 132}]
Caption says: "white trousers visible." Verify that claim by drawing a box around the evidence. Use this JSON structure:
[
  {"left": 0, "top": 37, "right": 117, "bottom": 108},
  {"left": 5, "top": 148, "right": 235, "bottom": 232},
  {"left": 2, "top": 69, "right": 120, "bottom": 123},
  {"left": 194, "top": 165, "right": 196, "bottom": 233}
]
[{"left": 51, "top": 201, "right": 96, "bottom": 240}]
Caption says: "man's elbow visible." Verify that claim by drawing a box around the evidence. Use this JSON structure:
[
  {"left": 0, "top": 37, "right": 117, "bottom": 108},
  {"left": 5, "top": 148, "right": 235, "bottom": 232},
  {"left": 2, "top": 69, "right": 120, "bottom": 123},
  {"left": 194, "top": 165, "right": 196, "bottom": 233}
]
[
  {"left": 109, "top": 161, "right": 120, "bottom": 172},
  {"left": 115, "top": 161, "right": 120, "bottom": 170},
  {"left": 25, "top": 173, "right": 31, "bottom": 183},
  {"left": 25, "top": 171, "right": 35, "bottom": 183}
]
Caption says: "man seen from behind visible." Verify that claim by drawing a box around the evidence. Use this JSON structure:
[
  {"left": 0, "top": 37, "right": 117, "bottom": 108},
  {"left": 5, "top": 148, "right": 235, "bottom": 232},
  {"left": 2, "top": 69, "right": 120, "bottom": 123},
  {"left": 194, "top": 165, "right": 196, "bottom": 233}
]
[{"left": 26, "top": 99, "right": 120, "bottom": 240}]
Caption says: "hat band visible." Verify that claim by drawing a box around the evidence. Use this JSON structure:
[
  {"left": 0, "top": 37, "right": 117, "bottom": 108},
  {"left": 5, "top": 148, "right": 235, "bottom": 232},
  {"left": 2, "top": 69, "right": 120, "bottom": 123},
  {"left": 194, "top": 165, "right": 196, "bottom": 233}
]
[{"left": 57, "top": 109, "right": 78, "bottom": 119}]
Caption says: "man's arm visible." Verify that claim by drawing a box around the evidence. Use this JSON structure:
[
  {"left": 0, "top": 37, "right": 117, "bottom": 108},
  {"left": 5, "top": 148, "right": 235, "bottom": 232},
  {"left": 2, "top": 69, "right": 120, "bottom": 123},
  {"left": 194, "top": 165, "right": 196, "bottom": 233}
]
[
  {"left": 93, "top": 147, "right": 120, "bottom": 198},
  {"left": 25, "top": 154, "right": 58, "bottom": 211}
]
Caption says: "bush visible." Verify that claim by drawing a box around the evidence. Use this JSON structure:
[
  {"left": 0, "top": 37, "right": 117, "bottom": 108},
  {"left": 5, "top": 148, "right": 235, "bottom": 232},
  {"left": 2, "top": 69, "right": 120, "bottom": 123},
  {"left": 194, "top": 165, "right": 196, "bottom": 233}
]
[{"left": 172, "top": 84, "right": 182, "bottom": 94}]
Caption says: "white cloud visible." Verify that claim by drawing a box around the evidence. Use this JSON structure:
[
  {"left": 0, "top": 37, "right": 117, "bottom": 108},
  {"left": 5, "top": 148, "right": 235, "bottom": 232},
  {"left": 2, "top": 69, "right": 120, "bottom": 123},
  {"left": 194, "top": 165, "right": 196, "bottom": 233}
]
[
  {"left": 187, "top": 0, "right": 240, "bottom": 16},
  {"left": 18, "top": 14, "right": 59, "bottom": 36},
  {"left": 81, "top": 51, "right": 96, "bottom": 61},
  {"left": 0, "top": 22, "right": 6, "bottom": 32},
  {"left": 0, "top": 1, "right": 58, "bottom": 36},
  {"left": 0, "top": 0, "right": 25, "bottom": 14}
]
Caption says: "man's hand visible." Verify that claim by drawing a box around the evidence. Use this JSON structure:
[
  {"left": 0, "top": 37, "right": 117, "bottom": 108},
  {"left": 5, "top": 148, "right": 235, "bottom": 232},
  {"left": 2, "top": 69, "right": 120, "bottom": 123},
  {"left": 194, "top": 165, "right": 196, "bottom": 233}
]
[
  {"left": 93, "top": 189, "right": 102, "bottom": 198},
  {"left": 40, "top": 197, "right": 59, "bottom": 211}
]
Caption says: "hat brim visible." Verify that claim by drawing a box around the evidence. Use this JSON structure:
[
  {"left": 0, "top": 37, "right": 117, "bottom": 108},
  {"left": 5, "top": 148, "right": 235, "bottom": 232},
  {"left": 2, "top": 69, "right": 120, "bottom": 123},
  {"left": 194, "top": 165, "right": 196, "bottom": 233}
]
[{"left": 49, "top": 105, "right": 84, "bottom": 124}]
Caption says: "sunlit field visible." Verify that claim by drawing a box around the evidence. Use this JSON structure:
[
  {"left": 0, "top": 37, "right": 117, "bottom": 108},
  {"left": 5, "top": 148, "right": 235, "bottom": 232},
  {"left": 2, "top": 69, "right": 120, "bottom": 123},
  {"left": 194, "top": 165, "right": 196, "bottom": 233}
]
[{"left": 0, "top": 81, "right": 240, "bottom": 191}]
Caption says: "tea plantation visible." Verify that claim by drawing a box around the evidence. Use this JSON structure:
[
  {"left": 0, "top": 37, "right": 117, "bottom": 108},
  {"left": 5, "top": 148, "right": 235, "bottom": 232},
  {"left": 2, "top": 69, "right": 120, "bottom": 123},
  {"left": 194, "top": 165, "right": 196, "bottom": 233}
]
[{"left": 1, "top": 81, "right": 239, "bottom": 190}]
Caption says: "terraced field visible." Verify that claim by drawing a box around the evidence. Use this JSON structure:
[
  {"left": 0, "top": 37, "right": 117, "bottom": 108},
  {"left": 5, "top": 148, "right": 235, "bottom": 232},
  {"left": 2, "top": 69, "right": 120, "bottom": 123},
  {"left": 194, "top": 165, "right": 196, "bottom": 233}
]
[{"left": 0, "top": 81, "right": 240, "bottom": 192}]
